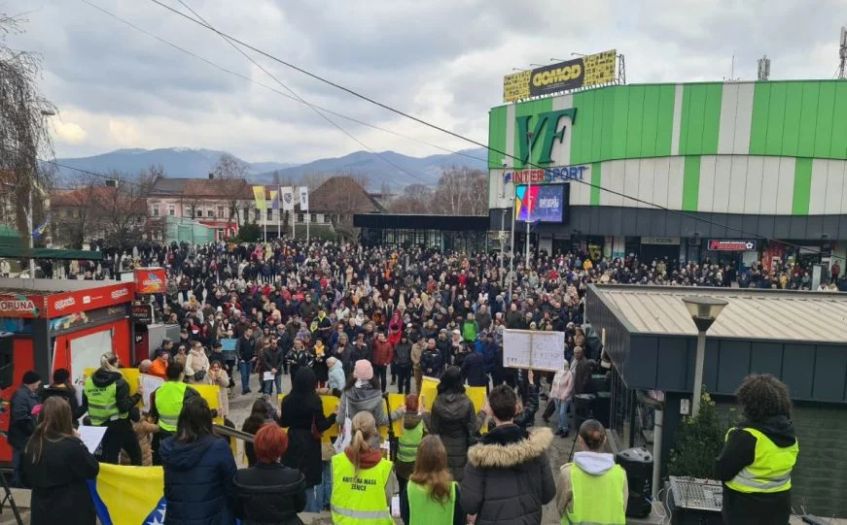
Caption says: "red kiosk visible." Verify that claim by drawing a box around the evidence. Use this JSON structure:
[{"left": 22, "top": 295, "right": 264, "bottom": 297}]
[{"left": 0, "top": 278, "right": 135, "bottom": 461}]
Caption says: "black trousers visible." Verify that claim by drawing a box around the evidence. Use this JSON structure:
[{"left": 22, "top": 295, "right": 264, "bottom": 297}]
[
  {"left": 100, "top": 418, "right": 142, "bottom": 466},
  {"left": 395, "top": 365, "right": 412, "bottom": 395},
  {"left": 151, "top": 428, "right": 174, "bottom": 466},
  {"left": 374, "top": 365, "right": 388, "bottom": 392}
]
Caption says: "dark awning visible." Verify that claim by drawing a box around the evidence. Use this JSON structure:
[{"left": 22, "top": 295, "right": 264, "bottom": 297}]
[{"left": 353, "top": 214, "right": 489, "bottom": 231}]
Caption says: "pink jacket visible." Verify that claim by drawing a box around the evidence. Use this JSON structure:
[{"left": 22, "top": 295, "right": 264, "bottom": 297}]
[{"left": 550, "top": 367, "right": 574, "bottom": 401}]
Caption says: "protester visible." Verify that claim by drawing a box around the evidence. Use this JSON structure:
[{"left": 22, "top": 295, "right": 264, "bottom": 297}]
[
  {"left": 330, "top": 411, "right": 393, "bottom": 524},
  {"left": 184, "top": 341, "right": 211, "bottom": 384},
  {"left": 407, "top": 435, "right": 463, "bottom": 525},
  {"left": 233, "top": 424, "right": 306, "bottom": 525},
  {"left": 556, "top": 419, "right": 627, "bottom": 524},
  {"left": 716, "top": 374, "right": 799, "bottom": 525},
  {"left": 280, "top": 367, "right": 337, "bottom": 512},
  {"left": 237, "top": 327, "right": 257, "bottom": 395},
  {"left": 242, "top": 398, "right": 277, "bottom": 467},
  {"left": 338, "top": 359, "right": 389, "bottom": 427},
  {"left": 9, "top": 370, "right": 41, "bottom": 486},
  {"left": 22, "top": 397, "right": 99, "bottom": 525},
  {"left": 549, "top": 359, "right": 574, "bottom": 437},
  {"left": 82, "top": 353, "right": 143, "bottom": 465},
  {"left": 258, "top": 338, "right": 284, "bottom": 395},
  {"left": 324, "top": 357, "right": 346, "bottom": 396},
  {"left": 425, "top": 366, "right": 478, "bottom": 482},
  {"left": 150, "top": 361, "right": 199, "bottom": 465},
  {"left": 395, "top": 394, "right": 425, "bottom": 524},
  {"left": 209, "top": 360, "right": 231, "bottom": 418},
  {"left": 393, "top": 335, "right": 413, "bottom": 395},
  {"left": 148, "top": 349, "right": 169, "bottom": 379},
  {"left": 160, "top": 396, "right": 237, "bottom": 524},
  {"left": 371, "top": 332, "right": 394, "bottom": 393},
  {"left": 40, "top": 368, "right": 84, "bottom": 423},
  {"left": 462, "top": 385, "right": 555, "bottom": 525}
]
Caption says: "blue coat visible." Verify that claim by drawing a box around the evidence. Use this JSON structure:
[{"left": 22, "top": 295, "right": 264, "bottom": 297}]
[{"left": 160, "top": 435, "right": 237, "bottom": 525}]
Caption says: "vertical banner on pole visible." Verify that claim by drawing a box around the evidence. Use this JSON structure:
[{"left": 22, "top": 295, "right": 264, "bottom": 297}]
[
  {"left": 281, "top": 186, "right": 295, "bottom": 239},
  {"left": 298, "top": 186, "right": 310, "bottom": 244},
  {"left": 270, "top": 189, "right": 279, "bottom": 240}
]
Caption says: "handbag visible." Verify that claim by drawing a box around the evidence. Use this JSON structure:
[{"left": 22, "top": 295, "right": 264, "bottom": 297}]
[
  {"left": 333, "top": 398, "right": 353, "bottom": 454},
  {"left": 193, "top": 370, "right": 207, "bottom": 382}
]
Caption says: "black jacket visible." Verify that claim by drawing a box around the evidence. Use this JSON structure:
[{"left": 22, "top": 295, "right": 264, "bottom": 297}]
[
  {"left": 8, "top": 386, "right": 39, "bottom": 450},
  {"left": 461, "top": 425, "right": 555, "bottom": 525},
  {"left": 715, "top": 416, "right": 797, "bottom": 525},
  {"left": 394, "top": 342, "right": 413, "bottom": 367},
  {"left": 233, "top": 463, "right": 306, "bottom": 525},
  {"left": 461, "top": 352, "right": 487, "bottom": 387},
  {"left": 237, "top": 336, "right": 257, "bottom": 362},
  {"left": 425, "top": 392, "right": 477, "bottom": 482},
  {"left": 41, "top": 384, "right": 85, "bottom": 421},
  {"left": 22, "top": 436, "right": 99, "bottom": 525}
]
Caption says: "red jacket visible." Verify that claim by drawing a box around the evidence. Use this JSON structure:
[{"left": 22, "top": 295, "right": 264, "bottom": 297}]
[{"left": 371, "top": 340, "right": 394, "bottom": 367}]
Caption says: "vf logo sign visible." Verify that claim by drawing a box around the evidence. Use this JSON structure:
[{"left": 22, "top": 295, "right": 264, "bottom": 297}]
[{"left": 516, "top": 108, "right": 577, "bottom": 165}]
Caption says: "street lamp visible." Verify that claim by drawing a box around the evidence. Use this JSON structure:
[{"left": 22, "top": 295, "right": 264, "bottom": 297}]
[{"left": 682, "top": 296, "right": 728, "bottom": 418}]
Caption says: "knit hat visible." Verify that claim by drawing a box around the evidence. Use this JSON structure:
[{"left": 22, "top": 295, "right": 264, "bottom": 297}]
[
  {"left": 353, "top": 359, "right": 374, "bottom": 381},
  {"left": 22, "top": 371, "right": 41, "bottom": 386}
]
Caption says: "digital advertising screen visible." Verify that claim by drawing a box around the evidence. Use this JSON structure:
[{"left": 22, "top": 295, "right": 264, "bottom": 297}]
[{"left": 514, "top": 184, "right": 567, "bottom": 223}]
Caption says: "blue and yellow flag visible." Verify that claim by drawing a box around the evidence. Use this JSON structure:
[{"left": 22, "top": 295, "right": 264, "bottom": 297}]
[{"left": 88, "top": 463, "right": 166, "bottom": 525}]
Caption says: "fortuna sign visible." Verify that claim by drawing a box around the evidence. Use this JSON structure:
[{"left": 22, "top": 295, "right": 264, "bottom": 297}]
[
  {"left": 0, "top": 299, "right": 36, "bottom": 313},
  {"left": 504, "top": 165, "right": 588, "bottom": 185}
]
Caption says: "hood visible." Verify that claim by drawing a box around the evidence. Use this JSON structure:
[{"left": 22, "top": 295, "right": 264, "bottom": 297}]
[
  {"left": 572, "top": 451, "right": 616, "bottom": 476},
  {"left": 159, "top": 436, "right": 215, "bottom": 470},
  {"left": 403, "top": 413, "right": 422, "bottom": 430},
  {"left": 467, "top": 426, "right": 553, "bottom": 468},
  {"left": 746, "top": 415, "right": 797, "bottom": 447},
  {"left": 344, "top": 447, "right": 383, "bottom": 470},
  {"left": 347, "top": 384, "right": 382, "bottom": 402},
  {"left": 433, "top": 393, "right": 472, "bottom": 419},
  {"left": 92, "top": 368, "right": 122, "bottom": 388}
]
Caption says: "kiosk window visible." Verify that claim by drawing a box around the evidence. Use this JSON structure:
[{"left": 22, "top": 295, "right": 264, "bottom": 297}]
[{"left": 0, "top": 337, "right": 14, "bottom": 390}]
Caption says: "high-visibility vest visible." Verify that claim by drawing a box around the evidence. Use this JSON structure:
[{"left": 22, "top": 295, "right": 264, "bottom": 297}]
[
  {"left": 155, "top": 381, "right": 188, "bottom": 432},
  {"left": 564, "top": 463, "right": 627, "bottom": 525},
  {"left": 84, "top": 377, "right": 127, "bottom": 426},
  {"left": 725, "top": 427, "right": 798, "bottom": 494},
  {"left": 331, "top": 453, "right": 393, "bottom": 525},
  {"left": 397, "top": 420, "right": 424, "bottom": 463},
  {"left": 407, "top": 480, "right": 455, "bottom": 525}
]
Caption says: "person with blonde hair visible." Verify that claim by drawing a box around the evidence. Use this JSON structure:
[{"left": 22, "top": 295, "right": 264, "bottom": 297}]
[
  {"left": 330, "top": 411, "right": 393, "bottom": 524},
  {"left": 406, "top": 435, "right": 464, "bottom": 525}
]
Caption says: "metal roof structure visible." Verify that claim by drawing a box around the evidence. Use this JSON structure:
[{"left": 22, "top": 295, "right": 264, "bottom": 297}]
[
  {"left": 585, "top": 284, "right": 847, "bottom": 404},
  {"left": 594, "top": 285, "right": 847, "bottom": 343}
]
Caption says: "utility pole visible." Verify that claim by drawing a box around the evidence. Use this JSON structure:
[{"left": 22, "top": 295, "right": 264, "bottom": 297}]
[
  {"left": 839, "top": 27, "right": 847, "bottom": 79},
  {"left": 524, "top": 131, "right": 533, "bottom": 269}
]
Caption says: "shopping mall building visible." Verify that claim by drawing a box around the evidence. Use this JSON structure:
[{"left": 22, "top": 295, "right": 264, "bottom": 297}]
[{"left": 488, "top": 79, "right": 847, "bottom": 270}]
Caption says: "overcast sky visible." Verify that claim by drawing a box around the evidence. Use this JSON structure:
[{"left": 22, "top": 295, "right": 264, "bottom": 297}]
[{"left": 10, "top": 0, "right": 847, "bottom": 163}]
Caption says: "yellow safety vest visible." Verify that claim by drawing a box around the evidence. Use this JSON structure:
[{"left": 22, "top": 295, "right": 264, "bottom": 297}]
[
  {"left": 725, "top": 427, "right": 798, "bottom": 494},
  {"left": 407, "top": 480, "right": 455, "bottom": 525},
  {"left": 397, "top": 420, "right": 424, "bottom": 463},
  {"left": 155, "top": 381, "right": 188, "bottom": 432},
  {"left": 331, "top": 453, "right": 393, "bottom": 525},
  {"left": 564, "top": 463, "right": 627, "bottom": 525},
  {"left": 84, "top": 377, "right": 126, "bottom": 426}
]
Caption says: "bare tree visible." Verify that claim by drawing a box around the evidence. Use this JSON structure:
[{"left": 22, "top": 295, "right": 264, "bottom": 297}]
[
  {"left": 213, "top": 154, "right": 249, "bottom": 223},
  {"left": 389, "top": 167, "right": 487, "bottom": 216},
  {"left": 0, "top": 14, "right": 54, "bottom": 245}
]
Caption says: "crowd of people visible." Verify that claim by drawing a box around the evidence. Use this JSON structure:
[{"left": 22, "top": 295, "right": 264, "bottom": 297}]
[{"left": 4, "top": 238, "right": 804, "bottom": 524}]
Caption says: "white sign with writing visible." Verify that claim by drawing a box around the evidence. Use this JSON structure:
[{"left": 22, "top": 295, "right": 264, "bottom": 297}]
[{"left": 502, "top": 329, "right": 566, "bottom": 372}]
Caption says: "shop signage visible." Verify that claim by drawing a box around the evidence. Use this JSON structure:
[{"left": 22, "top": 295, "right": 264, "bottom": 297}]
[
  {"left": 503, "top": 49, "right": 617, "bottom": 102},
  {"left": 0, "top": 297, "right": 39, "bottom": 317},
  {"left": 517, "top": 108, "right": 577, "bottom": 165},
  {"left": 708, "top": 240, "right": 757, "bottom": 251},
  {"left": 134, "top": 268, "right": 167, "bottom": 294},
  {"left": 132, "top": 303, "right": 154, "bottom": 325},
  {"left": 642, "top": 237, "right": 680, "bottom": 246},
  {"left": 45, "top": 282, "right": 134, "bottom": 317},
  {"left": 49, "top": 304, "right": 128, "bottom": 333},
  {"left": 504, "top": 165, "right": 588, "bottom": 185}
]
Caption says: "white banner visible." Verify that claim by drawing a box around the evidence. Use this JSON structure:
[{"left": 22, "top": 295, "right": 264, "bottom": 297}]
[
  {"left": 281, "top": 186, "right": 295, "bottom": 211},
  {"left": 298, "top": 186, "right": 309, "bottom": 211}
]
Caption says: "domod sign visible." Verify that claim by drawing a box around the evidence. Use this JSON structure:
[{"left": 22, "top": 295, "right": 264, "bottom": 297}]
[{"left": 517, "top": 108, "right": 577, "bottom": 165}]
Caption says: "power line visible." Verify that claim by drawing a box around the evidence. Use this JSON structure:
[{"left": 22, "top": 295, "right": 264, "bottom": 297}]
[
  {"left": 79, "top": 0, "right": 482, "bottom": 165},
  {"left": 145, "top": 0, "right": 845, "bottom": 261}
]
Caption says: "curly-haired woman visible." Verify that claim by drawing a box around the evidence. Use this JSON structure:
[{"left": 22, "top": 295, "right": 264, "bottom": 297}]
[{"left": 716, "top": 374, "right": 799, "bottom": 525}]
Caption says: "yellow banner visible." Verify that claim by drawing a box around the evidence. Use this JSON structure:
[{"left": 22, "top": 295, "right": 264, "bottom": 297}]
[
  {"left": 503, "top": 49, "right": 617, "bottom": 102},
  {"left": 252, "top": 185, "right": 267, "bottom": 211}
]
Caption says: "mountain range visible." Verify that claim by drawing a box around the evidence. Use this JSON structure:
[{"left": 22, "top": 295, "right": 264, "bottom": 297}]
[{"left": 52, "top": 146, "right": 488, "bottom": 190}]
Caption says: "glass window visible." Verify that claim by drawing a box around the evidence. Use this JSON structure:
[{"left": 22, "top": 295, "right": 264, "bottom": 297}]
[
  {"left": 218, "top": 206, "right": 224, "bottom": 217},
  {"left": 207, "top": 209, "right": 214, "bottom": 217},
  {"left": 152, "top": 206, "right": 159, "bottom": 217},
  {"left": 168, "top": 206, "right": 175, "bottom": 216},
  {"left": 297, "top": 213, "right": 304, "bottom": 223},
  {"left": 254, "top": 209, "right": 260, "bottom": 221},
  {"left": 267, "top": 209, "right": 273, "bottom": 220}
]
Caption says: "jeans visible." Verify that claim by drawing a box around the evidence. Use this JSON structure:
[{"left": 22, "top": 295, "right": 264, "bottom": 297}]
[
  {"left": 555, "top": 398, "right": 571, "bottom": 433},
  {"left": 239, "top": 361, "right": 252, "bottom": 394},
  {"left": 395, "top": 365, "right": 411, "bottom": 395},
  {"left": 304, "top": 463, "right": 332, "bottom": 513},
  {"left": 261, "top": 373, "right": 283, "bottom": 395},
  {"left": 374, "top": 365, "right": 388, "bottom": 392},
  {"left": 11, "top": 448, "right": 22, "bottom": 488},
  {"left": 398, "top": 476, "right": 410, "bottom": 525}
]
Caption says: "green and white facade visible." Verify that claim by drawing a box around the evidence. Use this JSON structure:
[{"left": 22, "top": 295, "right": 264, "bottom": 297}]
[{"left": 488, "top": 80, "right": 847, "bottom": 265}]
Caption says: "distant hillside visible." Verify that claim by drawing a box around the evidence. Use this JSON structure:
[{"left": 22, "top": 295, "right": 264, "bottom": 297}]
[
  {"left": 52, "top": 147, "right": 487, "bottom": 190},
  {"left": 251, "top": 148, "right": 487, "bottom": 189}
]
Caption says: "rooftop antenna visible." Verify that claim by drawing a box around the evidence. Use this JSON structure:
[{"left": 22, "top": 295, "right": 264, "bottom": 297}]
[
  {"left": 757, "top": 55, "right": 771, "bottom": 81},
  {"left": 839, "top": 27, "right": 847, "bottom": 79}
]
